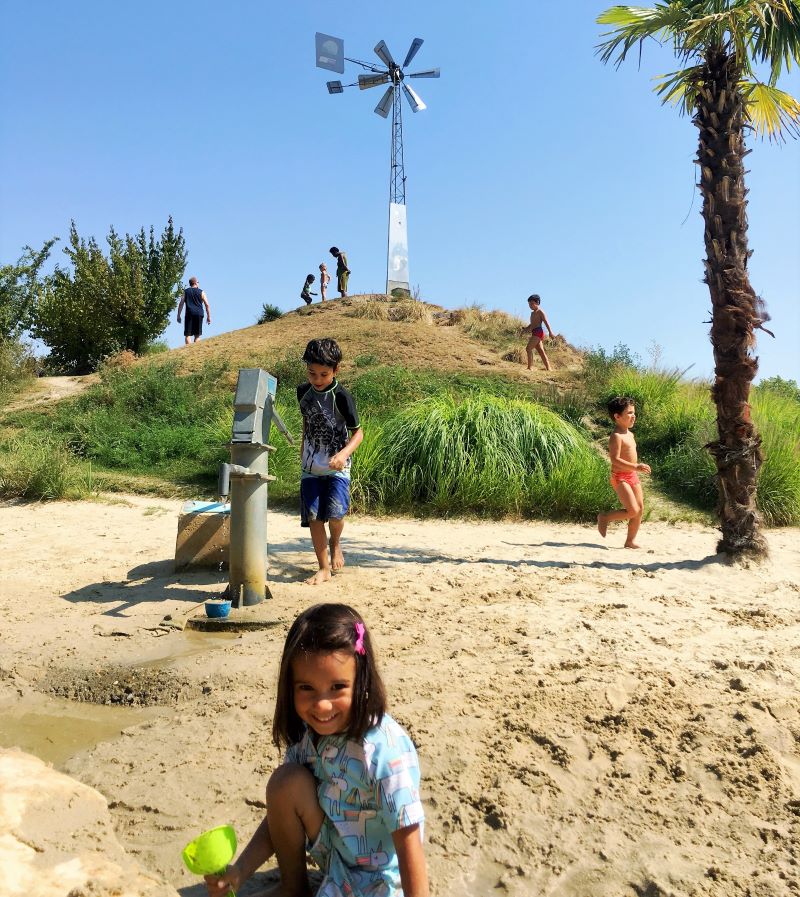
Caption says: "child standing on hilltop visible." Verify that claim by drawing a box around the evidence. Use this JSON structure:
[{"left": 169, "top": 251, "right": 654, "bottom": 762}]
[
  {"left": 597, "top": 396, "right": 652, "bottom": 549},
  {"left": 297, "top": 338, "right": 363, "bottom": 585},
  {"left": 204, "top": 603, "right": 429, "bottom": 897},
  {"left": 521, "top": 294, "right": 555, "bottom": 371},
  {"left": 319, "top": 263, "right": 331, "bottom": 301},
  {"left": 301, "top": 274, "right": 317, "bottom": 305}
]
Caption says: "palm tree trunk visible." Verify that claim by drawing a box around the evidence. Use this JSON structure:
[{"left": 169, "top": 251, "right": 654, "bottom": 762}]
[{"left": 693, "top": 46, "right": 768, "bottom": 559}]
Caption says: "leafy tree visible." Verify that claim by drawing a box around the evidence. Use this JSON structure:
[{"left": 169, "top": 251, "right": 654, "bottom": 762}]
[
  {"left": 756, "top": 375, "right": 800, "bottom": 401},
  {"left": 597, "top": 1, "right": 800, "bottom": 559},
  {"left": 0, "top": 239, "right": 57, "bottom": 341},
  {"left": 34, "top": 219, "right": 186, "bottom": 372}
]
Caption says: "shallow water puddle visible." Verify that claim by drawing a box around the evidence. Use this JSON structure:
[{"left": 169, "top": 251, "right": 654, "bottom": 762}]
[
  {"left": 0, "top": 693, "right": 163, "bottom": 767},
  {"left": 133, "top": 629, "right": 242, "bottom": 668}
]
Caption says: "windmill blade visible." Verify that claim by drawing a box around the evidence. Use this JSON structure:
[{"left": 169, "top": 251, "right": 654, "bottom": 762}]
[
  {"left": 402, "top": 83, "right": 426, "bottom": 113},
  {"left": 358, "top": 73, "right": 390, "bottom": 90},
  {"left": 402, "top": 38, "right": 424, "bottom": 68},
  {"left": 374, "top": 84, "right": 394, "bottom": 118},
  {"left": 374, "top": 40, "right": 396, "bottom": 68},
  {"left": 407, "top": 68, "right": 440, "bottom": 79}
]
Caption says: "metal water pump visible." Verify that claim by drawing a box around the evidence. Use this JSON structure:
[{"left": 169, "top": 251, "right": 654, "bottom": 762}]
[{"left": 217, "top": 369, "right": 293, "bottom": 606}]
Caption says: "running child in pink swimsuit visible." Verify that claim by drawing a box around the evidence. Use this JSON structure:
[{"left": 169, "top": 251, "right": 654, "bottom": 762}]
[{"left": 597, "top": 396, "right": 651, "bottom": 548}]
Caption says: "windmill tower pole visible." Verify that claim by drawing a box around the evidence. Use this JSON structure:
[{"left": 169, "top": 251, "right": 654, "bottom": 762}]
[
  {"left": 387, "top": 81, "right": 410, "bottom": 297},
  {"left": 390, "top": 83, "right": 405, "bottom": 205}
]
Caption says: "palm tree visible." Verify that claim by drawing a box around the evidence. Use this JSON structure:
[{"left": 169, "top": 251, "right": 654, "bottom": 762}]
[{"left": 597, "top": 1, "right": 800, "bottom": 559}]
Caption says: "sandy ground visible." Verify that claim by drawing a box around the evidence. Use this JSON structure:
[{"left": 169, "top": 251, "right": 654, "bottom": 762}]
[{"left": 1, "top": 495, "right": 799, "bottom": 897}]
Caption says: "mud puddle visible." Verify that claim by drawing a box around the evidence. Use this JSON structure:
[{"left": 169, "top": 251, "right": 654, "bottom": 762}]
[
  {"left": 38, "top": 631, "right": 242, "bottom": 707},
  {"left": 0, "top": 692, "right": 163, "bottom": 767},
  {"left": 133, "top": 629, "right": 242, "bottom": 668}
]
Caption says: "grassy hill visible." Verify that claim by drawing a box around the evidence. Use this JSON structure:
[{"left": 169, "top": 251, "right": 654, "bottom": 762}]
[
  {"left": 147, "top": 293, "right": 584, "bottom": 382},
  {"left": 1, "top": 295, "right": 798, "bottom": 526}
]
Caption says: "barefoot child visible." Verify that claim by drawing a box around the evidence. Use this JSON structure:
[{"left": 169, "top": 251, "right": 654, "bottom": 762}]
[
  {"left": 319, "top": 263, "right": 331, "bottom": 301},
  {"left": 597, "top": 396, "right": 652, "bottom": 548},
  {"left": 521, "top": 294, "right": 554, "bottom": 371},
  {"left": 204, "top": 604, "right": 429, "bottom": 897},
  {"left": 301, "top": 274, "right": 317, "bottom": 305},
  {"left": 298, "top": 338, "right": 363, "bottom": 585}
]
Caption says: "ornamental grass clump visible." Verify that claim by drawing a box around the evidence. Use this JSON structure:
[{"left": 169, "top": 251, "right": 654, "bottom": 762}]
[
  {"left": 751, "top": 391, "right": 800, "bottom": 527},
  {"left": 354, "top": 392, "right": 608, "bottom": 519},
  {"left": 0, "top": 434, "right": 97, "bottom": 500},
  {"left": 656, "top": 388, "right": 800, "bottom": 526}
]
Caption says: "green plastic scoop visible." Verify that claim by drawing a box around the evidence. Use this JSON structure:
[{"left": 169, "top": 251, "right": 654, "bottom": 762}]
[{"left": 182, "top": 825, "right": 237, "bottom": 896}]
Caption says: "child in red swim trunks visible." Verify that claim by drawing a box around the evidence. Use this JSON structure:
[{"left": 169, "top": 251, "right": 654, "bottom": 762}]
[
  {"left": 597, "top": 396, "right": 652, "bottom": 548},
  {"left": 521, "top": 294, "right": 555, "bottom": 371}
]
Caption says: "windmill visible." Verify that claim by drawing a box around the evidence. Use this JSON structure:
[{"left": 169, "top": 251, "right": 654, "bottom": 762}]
[{"left": 315, "top": 33, "right": 440, "bottom": 296}]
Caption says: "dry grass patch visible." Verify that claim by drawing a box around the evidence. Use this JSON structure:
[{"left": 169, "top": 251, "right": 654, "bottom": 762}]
[
  {"left": 388, "top": 301, "right": 433, "bottom": 324},
  {"left": 347, "top": 303, "right": 390, "bottom": 321}
]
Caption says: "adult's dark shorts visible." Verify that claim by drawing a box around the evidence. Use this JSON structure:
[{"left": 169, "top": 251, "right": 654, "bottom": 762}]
[{"left": 184, "top": 312, "right": 203, "bottom": 338}]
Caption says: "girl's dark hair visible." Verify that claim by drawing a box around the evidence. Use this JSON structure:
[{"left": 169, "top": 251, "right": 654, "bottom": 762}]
[
  {"left": 608, "top": 395, "right": 634, "bottom": 418},
  {"left": 329, "top": 246, "right": 340, "bottom": 255},
  {"left": 305, "top": 274, "right": 315, "bottom": 283},
  {"left": 302, "top": 338, "right": 342, "bottom": 368},
  {"left": 272, "top": 603, "right": 387, "bottom": 749}
]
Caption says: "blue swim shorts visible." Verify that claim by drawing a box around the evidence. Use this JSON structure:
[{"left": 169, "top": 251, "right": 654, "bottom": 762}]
[{"left": 300, "top": 475, "right": 350, "bottom": 527}]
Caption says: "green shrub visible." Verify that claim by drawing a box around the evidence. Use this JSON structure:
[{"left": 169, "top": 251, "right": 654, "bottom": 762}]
[
  {"left": 257, "top": 303, "right": 284, "bottom": 325},
  {"left": 0, "top": 434, "right": 97, "bottom": 500},
  {"left": 12, "top": 358, "right": 233, "bottom": 485},
  {"left": 0, "top": 339, "right": 37, "bottom": 405}
]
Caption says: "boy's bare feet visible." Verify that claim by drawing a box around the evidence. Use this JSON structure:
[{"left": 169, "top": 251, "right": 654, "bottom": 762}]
[
  {"left": 330, "top": 541, "right": 345, "bottom": 572},
  {"left": 597, "top": 514, "right": 608, "bottom": 538},
  {"left": 305, "top": 569, "right": 332, "bottom": 585},
  {"left": 624, "top": 542, "right": 641, "bottom": 549}
]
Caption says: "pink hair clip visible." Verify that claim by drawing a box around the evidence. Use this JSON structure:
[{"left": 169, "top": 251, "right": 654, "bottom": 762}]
[{"left": 354, "top": 622, "right": 366, "bottom": 656}]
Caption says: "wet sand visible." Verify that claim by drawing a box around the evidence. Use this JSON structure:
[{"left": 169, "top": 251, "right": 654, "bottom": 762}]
[{"left": 1, "top": 495, "right": 799, "bottom": 896}]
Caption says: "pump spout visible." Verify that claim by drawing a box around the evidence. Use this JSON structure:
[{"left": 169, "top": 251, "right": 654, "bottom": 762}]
[{"left": 217, "top": 463, "right": 231, "bottom": 503}]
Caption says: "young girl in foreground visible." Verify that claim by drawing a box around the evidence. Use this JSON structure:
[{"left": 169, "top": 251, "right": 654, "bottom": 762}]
[{"left": 205, "top": 603, "right": 429, "bottom": 897}]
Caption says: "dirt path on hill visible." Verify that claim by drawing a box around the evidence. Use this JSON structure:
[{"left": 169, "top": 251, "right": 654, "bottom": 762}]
[{"left": 4, "top": 374, "right": 95, "bottom": 412}]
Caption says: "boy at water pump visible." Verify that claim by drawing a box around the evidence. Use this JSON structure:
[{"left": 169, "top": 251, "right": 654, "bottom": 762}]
[{"left": 297, "top": 338, "right": 363, "bottom": 585}]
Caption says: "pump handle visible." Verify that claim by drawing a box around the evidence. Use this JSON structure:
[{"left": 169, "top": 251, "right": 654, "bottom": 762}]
[{"left": 271, "top": 409, "right": 295, "bottom": 446}]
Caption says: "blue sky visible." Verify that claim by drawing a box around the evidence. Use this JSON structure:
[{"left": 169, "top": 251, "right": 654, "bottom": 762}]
[{"left": 1, "top": 1, "right": 798, "bottom": 381}]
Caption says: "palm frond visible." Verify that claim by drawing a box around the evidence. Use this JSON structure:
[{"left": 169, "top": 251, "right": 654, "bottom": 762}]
[
  {"left": 749, "top": 0, "right": 800, "bottom": 82},
  {"left": 741, "top": 79, "right": 800, "bottom": 139},
  {"left": 653, "top": 65, "right": 703, "bottom": 113},
  {"left": 685, "top": 1, "right": 800, "bottom": 77},
  {"left": 596, "top": 4, "right": 697, "bottom": 65}
]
